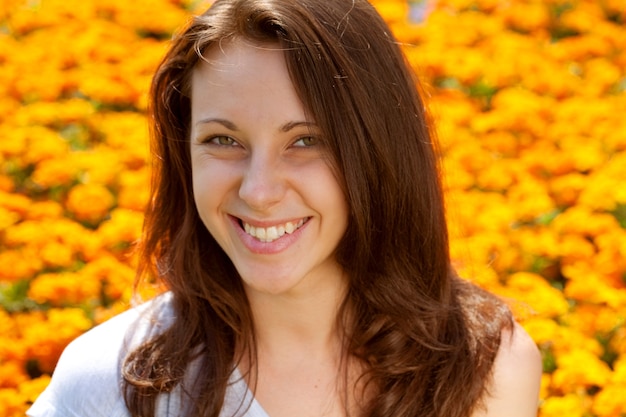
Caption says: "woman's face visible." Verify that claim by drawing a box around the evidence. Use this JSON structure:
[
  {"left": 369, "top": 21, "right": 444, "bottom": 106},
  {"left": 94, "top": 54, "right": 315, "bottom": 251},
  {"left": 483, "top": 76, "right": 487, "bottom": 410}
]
[{"left": 189, "top": 39, "right": 349, "bottom": 297}]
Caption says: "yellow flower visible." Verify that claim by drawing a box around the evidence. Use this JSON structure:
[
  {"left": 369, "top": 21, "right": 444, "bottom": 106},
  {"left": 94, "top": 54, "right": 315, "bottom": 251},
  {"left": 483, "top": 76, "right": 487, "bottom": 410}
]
[
  {"left": 28, "top": 271, "right": 101, "bottom": 306},
  {"left": 563, "top": 263, "right": 626, "bottom": 308},
  {"left": 500, "top": 272, "right": 569, "bottom": 318},
  {"left": 25, "top": 201, "right": 64, "bottom": 221},
  {"left": 65, "top": 183, "right": 115, "bottom": 223},
  {"left": 592, "top": 384, "right": 626, "bottom": 417},
  {"left": 30, "top": 157, "right": 79, "bottom": 189},
  {"left": 16, "top": 376, "right": 51, "bottom": 407},
  {"left": 523, "top": 317, "right": 560, "bottom": 346},
  {"left": 0, "top": 362, "right": 27, "bottom": 389},
  {"left": 18, "top": 126, "right": 69, "bottom": 165},
  {"left": 18, "top": 308, "right": 92, "bottom": 374},
  {"left": 117, "top": 169, "right": 150, "bottom": 211},
  {"left": 549, "top": 173, "right": 587, "bottom": 206},
  {"left": 0, "top": 207, "right": 20, "bottom": 230},
  {"left": 0, "top": 249, "right": 43, "bottom": 282},
  {"left": 0, "top": 191, "right": 31, "bottom": 217},
  {"left": 370, "top": 0, "right": 408, "bottom": 24},
  {"left": 14, "top": 98, "right": 94, "bottom": 127},
  {"left": 97, "top": 207, "right": 144, "bottom": 250},
  {"left": 552, "top": 349, "right": 612, "bottom": 392},
  {"left": 80, "top": 255, "right": 136, "bottom": 300},
  {"left": 500, "top": 2, "right": 550, "bottom": 34},
  {"left": 540, "top": 393, "right": 589, "bottom": 417},
  {"left": 562, "top": 304, "right": 624, "bottom": 336},
  {"left": 0, "top": 388, "right": 28, "bottom": 417}
]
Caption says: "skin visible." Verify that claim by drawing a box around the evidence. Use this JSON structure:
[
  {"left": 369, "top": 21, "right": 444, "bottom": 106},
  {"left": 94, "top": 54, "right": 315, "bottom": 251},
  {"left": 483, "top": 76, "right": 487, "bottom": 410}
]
[
  {"left": 189, "top": 38, "right": 542, "bottom": 417},
  {"left": 474, "top": 323, "right": 543, "bottom": 417}
]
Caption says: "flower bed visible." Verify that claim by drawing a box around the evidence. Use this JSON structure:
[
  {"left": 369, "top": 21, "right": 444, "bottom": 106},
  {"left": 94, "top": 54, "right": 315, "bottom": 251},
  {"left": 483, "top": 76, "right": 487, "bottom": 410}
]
[{"left": 1, "top": 0, "right": 625, "bottom": 415}]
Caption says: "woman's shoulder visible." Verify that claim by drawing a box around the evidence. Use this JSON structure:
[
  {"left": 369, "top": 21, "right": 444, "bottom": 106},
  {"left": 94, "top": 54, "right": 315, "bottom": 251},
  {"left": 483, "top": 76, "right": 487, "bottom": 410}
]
[
  {"left": 27, "top": 292, "right": 175, "bottom": 417},
  {"left": 473, "top": 323, "right": 543, "bottom": 417},
  {"left": 453, "top": 279, "right": 542, "bottom": 416}
]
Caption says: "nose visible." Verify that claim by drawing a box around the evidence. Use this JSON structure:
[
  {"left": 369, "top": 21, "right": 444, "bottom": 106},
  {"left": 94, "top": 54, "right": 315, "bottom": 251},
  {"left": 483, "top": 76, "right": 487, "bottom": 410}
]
[{"left": 238, "top": 150, "right": 286, "bottom": 212}]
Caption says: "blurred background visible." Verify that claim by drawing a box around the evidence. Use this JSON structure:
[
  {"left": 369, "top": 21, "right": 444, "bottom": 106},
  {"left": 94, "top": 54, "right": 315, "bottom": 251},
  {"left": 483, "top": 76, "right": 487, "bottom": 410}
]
[{"left": 0, "top": 0, "right": 625, "bottom": 415}]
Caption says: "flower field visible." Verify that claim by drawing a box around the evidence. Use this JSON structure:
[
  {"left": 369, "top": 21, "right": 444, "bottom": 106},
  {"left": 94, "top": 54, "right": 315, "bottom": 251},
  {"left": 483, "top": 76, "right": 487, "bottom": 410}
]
[{"left": 0, "top": 0, "right": 625, "bottom": 415}]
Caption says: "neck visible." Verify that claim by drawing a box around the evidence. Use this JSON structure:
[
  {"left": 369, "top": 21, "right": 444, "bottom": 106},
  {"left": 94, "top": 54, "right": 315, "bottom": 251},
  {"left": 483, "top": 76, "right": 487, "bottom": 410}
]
[{"left": 244, "top": 272, "right": 349, "bottom": 365}]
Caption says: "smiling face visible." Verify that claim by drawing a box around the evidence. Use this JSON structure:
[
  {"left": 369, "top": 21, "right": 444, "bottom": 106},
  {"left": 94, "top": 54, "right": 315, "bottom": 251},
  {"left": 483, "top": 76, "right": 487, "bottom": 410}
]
[{"left": 189, "top": 39, "right": 349, "bottom": 298}]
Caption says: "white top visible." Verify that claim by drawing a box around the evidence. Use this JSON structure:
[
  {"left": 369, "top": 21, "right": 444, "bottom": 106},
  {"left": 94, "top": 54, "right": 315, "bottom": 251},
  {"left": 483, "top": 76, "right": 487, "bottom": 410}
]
[{"left": 26, "top": 293, "right": 269, "bottom": 417}]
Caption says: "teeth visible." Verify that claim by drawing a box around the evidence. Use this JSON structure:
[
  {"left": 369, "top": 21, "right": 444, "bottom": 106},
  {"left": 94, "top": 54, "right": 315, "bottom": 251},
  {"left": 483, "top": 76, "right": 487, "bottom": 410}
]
[{"left": 242, "top": 218, "right": 307, "bottom": 243}]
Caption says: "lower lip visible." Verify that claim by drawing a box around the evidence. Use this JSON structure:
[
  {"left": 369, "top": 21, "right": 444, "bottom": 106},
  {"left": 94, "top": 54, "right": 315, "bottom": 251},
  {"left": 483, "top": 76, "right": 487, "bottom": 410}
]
[{"left": 229, "top": 216, "right": 309, "bottom": 255}]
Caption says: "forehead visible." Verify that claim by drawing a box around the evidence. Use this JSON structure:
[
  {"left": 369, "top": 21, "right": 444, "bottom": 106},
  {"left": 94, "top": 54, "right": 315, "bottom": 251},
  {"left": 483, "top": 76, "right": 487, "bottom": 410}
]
[
  {"left": 191, "top": 39, "right": 289, "bottom": 92},
  {"left": 189, "top": 38, "right": 309, "bottom": 125}
]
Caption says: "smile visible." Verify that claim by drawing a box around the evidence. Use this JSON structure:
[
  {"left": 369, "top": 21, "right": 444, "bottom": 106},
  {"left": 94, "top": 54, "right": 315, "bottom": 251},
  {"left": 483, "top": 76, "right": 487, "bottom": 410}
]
[{"left": 241, "top": 218, "right": 309, "bottom": 243}]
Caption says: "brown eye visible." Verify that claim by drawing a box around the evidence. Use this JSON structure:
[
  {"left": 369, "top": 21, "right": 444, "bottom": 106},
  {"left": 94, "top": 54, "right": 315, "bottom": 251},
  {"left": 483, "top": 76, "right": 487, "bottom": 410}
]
[
  {"left": 209, "top": 136, "right": 238, "bottom": 146},
  {"left": 293, "top": 136, "right": 318, "bottom": 147}
]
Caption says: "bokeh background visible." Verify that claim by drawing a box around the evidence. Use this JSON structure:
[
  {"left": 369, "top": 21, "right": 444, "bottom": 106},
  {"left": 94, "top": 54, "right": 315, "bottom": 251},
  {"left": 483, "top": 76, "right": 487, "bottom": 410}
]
[{"left": 1, "top": 0, "right": 625, "bottom": 415}]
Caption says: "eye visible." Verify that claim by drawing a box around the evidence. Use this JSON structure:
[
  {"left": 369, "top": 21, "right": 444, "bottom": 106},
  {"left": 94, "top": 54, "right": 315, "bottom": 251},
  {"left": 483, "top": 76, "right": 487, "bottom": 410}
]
[
  {"left": 207, "top": 135, "right": 239, "bottom": 146},
  {"left": 292, "top": 136, "right": 319, "bottom": 147}
]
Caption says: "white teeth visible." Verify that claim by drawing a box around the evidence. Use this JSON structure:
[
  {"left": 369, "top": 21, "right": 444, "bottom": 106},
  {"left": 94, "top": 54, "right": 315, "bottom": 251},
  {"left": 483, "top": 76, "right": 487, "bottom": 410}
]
[
  {"left": 266, "top": 226, "right": 278, "bottom": 241},
  {"left": 242, "top": 218, "right": 307, "bottom": 243}
]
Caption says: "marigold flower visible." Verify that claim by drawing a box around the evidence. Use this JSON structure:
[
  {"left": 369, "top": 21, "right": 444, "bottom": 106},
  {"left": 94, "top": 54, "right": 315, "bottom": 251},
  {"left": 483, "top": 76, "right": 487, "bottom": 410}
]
[
  {"left": 19, "top": 126, "right": 69, "bottom": 165},
  {"left": 24, "top": 200, "right": 64, "bottom": 221},
  {"left": 16, "top": 376, "right": 51, "bottom": 406},
  {"left": 116, "top": 168, "right": 150, "bottom": 211},
  {"left": 500, "top": 2, "right": 550, "bottom": 34},
  {"left": 549, "top": 173, "right": 587, "bottom": 206},
  {"left": 0, "top": 388, "right": 27, "bottom": 417},
  {"left": 501, "top": 272, "right": 569, "bottom": 318},
  {"left": 30, "top": 157, "right": 79, "bottom": 189},
  {"left": 28, "top": 271, "right": 101, "bottom": 306},
  {"left": 97, "top": 207, "right": 144, "bottom": 250},
  {"left": 65, "top": 183, "right": 116, "bottom": 223},
  {"left": 0, "top": 249, "right": 43, "bottom": 282},
  {"left": 540, "top": 393, "right": 589, "bottom": 417},
  {"left": 0, "top": 207, "right": 20, "bottom": 230},
  {"left": 523, "top": 317, "right": 559, "bottom": 345},
  {"left": 0, "top": 362, "right": 27, "bottom": 389},
  {"left": 19, "top": 308, "right": 92, "bottom": 374},
  {"left": 368, "top": 0, "right": 408, "bottom": 23},
  {"left": 80, "top": 255, "right": 136, "bottom": 300},
  {"left": 552, "top": 349, "right": 612, "bottom": 392},
  {"left": 1, "top": 0, "right": 625, "bottom": 412},
  {"left": 592, "top": 383, "right": 626, "bottom": 417}
]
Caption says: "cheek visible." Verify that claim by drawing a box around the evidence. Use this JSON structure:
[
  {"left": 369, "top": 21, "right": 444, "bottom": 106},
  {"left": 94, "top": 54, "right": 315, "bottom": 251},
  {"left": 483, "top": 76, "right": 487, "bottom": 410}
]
[{"left": 191, "top": 163, "right": 232, "bottom": 224}]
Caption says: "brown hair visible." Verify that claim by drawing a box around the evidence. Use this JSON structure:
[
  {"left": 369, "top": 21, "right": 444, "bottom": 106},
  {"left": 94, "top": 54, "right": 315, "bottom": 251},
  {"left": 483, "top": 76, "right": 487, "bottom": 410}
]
[{"left": 123, "top": 0, "right": 513, "bottom": 416}]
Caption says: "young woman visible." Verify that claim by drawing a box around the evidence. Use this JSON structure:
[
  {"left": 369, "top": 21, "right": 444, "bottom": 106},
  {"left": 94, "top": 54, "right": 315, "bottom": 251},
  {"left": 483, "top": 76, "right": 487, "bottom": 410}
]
[{"left": 28, "top": 1, "right": 542, "bottom": 416}]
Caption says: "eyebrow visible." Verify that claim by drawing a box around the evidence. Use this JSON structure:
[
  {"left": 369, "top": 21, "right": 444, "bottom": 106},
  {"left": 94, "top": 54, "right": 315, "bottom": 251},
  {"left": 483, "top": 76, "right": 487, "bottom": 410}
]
[
  {"left": 195, "top": 118, "right": 317, "bottom": 133},
  {"left": 280, "top": 121, "right": 318, "bottom": 133},
  {"left": 195, "top": 118, "right": 238, "bottom": 131}
]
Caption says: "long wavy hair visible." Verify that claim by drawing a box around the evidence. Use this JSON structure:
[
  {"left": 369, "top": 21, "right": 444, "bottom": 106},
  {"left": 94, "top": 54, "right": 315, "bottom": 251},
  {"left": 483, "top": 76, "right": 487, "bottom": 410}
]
[{"left": 123, "top": 0, "right": 513, "bottom": 416}]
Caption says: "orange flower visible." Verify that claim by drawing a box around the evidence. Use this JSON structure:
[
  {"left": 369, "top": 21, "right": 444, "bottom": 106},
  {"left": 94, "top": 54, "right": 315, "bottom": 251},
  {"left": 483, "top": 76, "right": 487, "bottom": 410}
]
[
  {"left": 552, "top": 349, "right": 612, "bottom": 393},
  {"left": 65, "top": 183, "right": 115, "bottom": 223},
  {"left": 18, "top": 308, "right": 92, "bottom": 374},
  {"left": 501, "top": 272, "right": 569, "bottom": 318},
  {"left": 28, "top": 271, "right": 101, "bottom": 306},
  {"left": 592, "top": 384, "right": 626, "bottom": 417},
  {"left": 540, "top": 393, "right": 589, "bottom": 417},
  {"left": 0, "top": 362, "right": 27, "bottom": 389},
  {"left": 30, "top": 157, "right": 79, "bottom": 189}
]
